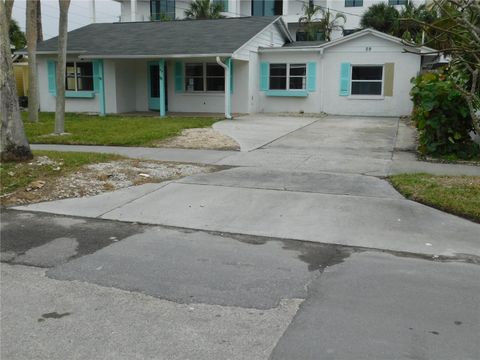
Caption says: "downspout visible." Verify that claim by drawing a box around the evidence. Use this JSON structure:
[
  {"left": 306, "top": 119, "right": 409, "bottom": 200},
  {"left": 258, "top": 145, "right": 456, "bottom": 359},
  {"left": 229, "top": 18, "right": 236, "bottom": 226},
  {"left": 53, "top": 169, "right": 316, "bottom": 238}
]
[{"left": 216, "top": 56, "right": 232, "bottom": 119}]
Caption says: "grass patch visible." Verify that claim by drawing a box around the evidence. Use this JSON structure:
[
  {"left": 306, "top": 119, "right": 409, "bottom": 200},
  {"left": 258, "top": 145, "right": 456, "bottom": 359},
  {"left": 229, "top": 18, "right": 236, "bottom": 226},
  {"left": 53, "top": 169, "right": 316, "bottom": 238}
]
[
  {"left": 23, "top": 112, "right": 221, "bottom": 146},
  {"left": 1, "top": 151, "right": 121, "bottom": 196},
  {"left": 389, "top": 173, "right": 480, "bottom": 223}
]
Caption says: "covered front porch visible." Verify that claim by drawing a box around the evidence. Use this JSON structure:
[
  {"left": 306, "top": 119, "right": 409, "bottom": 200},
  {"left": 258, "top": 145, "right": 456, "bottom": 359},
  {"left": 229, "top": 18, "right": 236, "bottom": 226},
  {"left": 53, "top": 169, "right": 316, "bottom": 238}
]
[{"left": 99, "top": 56, "right": 241, "bottom": 119}]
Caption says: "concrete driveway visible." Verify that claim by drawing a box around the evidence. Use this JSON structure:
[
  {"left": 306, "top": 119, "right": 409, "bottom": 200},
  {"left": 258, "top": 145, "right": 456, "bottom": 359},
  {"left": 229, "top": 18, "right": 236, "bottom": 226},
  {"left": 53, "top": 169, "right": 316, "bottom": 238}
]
[
  {"left": 15, "top": 114, "right": 480, "bottom": 257},
  {"left": 213, "top": 114, "right": 317, "bottom": 151},
  {"left": 4, "top": 114, "right": 480, "bottom": 360}
]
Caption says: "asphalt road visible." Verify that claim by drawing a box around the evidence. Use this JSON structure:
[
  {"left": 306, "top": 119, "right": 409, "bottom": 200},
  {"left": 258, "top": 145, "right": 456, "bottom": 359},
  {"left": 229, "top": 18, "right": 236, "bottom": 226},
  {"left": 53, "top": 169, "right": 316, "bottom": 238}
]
[{"left": 1, "top": 209, "right": 479, "bottom": 360}]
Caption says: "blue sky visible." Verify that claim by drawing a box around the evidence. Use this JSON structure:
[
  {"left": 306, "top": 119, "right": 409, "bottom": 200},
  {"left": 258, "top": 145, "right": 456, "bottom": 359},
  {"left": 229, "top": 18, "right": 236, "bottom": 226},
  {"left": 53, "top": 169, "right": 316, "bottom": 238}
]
[{"left": 11, "top": 0, "right": 121, "bottom": 40}]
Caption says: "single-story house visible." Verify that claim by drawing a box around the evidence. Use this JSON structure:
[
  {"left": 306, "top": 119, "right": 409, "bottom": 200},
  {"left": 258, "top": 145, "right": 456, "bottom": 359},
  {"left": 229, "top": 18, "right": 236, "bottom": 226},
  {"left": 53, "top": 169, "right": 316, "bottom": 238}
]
[{"left": 23, "top": 16, "right": 435, "bottom": 118}]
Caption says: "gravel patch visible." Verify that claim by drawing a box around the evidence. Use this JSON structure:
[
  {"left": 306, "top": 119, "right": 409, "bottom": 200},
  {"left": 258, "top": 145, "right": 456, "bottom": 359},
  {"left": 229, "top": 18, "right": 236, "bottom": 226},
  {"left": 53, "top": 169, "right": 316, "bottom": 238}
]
[
  {"left": 2, "top": 159, "right": 218, "bottom": 206},
  {"left": 154, "top": 128, "right": 240, "bottom": 151}
]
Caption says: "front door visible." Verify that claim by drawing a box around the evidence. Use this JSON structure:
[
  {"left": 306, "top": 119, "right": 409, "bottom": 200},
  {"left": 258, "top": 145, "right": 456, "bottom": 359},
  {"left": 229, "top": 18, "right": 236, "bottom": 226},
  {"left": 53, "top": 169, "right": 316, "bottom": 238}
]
[{"left": 148, "top": 63, "right": 167, "bottom": 111}]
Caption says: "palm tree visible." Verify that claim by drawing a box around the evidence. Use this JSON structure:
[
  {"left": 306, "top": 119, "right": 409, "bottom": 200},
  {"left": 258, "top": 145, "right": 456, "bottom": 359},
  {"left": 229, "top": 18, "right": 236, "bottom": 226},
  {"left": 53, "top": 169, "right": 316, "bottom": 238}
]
[
  {"left": 317, "top": 8, "right": 346, "bottom": 41},
  {"left": 1, "top": 0, "right": 33, "bottom": 161},
  {"left": 360, "top": 3, "right": 400, "bottom": 35},
  {"left": 55, "top": 0, "right": 71, "bottom": 134},
  {"left": 26, "top": 0, "right": 39, "bottom": 123},
  {"left": 298, "top": 3, "right": 322, "bottom": 41},
  {"left": 298, "top": 4, "right": 346, "bottom": 41},
  {"left": 185, "top": 0, "right": 224, "bottom": 20}
]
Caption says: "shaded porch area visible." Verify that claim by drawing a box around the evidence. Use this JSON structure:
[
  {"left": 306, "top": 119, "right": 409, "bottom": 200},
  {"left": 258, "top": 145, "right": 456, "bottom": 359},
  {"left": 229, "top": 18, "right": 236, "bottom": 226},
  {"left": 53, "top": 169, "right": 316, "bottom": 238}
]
[{"left": 102, "top": 57, "right": 243, "bottom": 119}]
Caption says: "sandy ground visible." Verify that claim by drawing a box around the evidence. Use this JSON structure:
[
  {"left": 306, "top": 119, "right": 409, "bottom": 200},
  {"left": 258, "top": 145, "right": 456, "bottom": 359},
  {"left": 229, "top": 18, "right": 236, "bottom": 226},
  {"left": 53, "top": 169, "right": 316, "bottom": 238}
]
[
  {"left": 1, "top": 157, "right": 219, "bottom": 206},
  {"left": 154, "top": 128, "right": 240, "bottom": 151}
]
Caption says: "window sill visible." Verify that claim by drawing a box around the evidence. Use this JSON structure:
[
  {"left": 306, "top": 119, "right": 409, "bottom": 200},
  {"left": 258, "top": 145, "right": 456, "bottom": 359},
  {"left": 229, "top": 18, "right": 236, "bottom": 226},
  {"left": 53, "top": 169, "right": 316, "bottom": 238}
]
[
  {"left": 65, "top": 91, "right": 95, "bottom": 98},
  {"left": 182, "top": 92, "right": 224, "bottom": 96},
  {"left": 266, "top": 90, "right": 308, "bottom": 97},
  {"left": 347, "top": 95, "right": 384, "bottom": 100}
]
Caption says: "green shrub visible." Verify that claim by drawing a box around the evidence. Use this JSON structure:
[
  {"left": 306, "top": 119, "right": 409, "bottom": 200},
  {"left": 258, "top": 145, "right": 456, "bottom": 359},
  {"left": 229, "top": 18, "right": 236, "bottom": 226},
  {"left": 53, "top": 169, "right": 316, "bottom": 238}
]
[{"left": 410, "top": 71, "right": 479, "bottom": 159}]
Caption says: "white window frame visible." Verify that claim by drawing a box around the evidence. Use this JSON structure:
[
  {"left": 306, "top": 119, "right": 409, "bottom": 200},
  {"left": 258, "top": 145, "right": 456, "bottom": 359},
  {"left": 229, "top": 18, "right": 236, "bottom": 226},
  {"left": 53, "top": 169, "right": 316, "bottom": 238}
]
[
  {"left": 269, "top": 63, "right": 307, "bottom": 91},
  {"left": 65, "top": 61, "right": 93, "bottom": 92},
  {"left": 349, "top": 64, "right": 384, "bottom": 98},
  {"left": 185, "top": 62, "right": 225, "bottom": 93}
]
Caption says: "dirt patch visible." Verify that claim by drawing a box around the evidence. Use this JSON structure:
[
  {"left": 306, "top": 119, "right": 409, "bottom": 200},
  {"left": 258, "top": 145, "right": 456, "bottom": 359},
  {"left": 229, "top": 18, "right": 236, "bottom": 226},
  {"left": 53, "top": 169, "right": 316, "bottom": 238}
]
[
  {"left": 2, "top": 159, "right": 218, "bottom": 206},
  {"left": 153, "top": 128, "right": 240, "bottom": 151}
]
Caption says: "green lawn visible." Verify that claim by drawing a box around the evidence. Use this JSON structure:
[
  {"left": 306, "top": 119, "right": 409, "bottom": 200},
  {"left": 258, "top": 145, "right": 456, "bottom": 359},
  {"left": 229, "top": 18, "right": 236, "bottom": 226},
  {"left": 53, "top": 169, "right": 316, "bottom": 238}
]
[
  {"left": 389, "top": 173, "right": 480, "bottom": 223},
  {"left": 1, "top": 151, "right": 121, "bottom": 197},
  {"left": 23, "top": 112, "right": 221, "bottom": 146}
]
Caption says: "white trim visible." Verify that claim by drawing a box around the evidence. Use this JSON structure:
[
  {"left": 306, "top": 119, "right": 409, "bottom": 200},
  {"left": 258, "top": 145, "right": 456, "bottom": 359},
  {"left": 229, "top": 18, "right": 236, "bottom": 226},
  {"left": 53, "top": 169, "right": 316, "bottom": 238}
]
[
  {"left": 79, "top": 53, "right": 232, "bottom": 59},
  {"left": 184, "top": 62, "right": 226, "bottom": 93},
  {"left": 259, "top": 28, "right": 436, "bottom": 54},
  {"left": 268, "top": 62, "right": 307, "bottom": 91},
  {"left": 349, "top": 64, "right": 384, "bottom": 97}
]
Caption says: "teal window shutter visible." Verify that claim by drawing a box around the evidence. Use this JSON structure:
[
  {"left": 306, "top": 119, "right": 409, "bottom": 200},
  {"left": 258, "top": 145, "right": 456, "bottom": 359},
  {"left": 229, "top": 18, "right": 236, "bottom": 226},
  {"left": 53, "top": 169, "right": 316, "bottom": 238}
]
[
  {"left": 260, "top": 62, "right": 268, "bottom": 91},
  {"left": 47, "top": 60, "right": 56, "bottom": 95},
  {"left": 307, "top": 62, "right": 316, "bottom": 92},
  {"left": 175, "top": 61, "right": 184, "bottom": 93},
  {"left": 339, "top": 62, "right": 351, "bottom": 96},
  {"left": 92, "top": 60, "right": 102, "bottom": 93}
]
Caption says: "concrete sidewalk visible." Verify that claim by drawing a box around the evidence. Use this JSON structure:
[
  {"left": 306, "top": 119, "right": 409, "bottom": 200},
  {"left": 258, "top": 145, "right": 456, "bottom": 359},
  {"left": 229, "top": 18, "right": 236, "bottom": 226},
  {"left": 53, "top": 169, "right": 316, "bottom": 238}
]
[
  {"left": 14, "top": 167, "right": 480, "bottom": 258},
  {"left": 31, "top": 143, "right": 480, "bottom": 176}
]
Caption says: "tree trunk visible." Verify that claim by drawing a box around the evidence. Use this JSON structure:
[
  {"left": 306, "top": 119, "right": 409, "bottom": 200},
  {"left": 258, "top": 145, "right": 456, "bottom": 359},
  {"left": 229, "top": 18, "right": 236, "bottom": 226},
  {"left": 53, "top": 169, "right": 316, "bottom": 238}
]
[
  {"left": 26, "top": 0, "right": 39, "bottom": 123},
  {"left": 1, "top": 0, "right": 33, "bottom": 161},
  {"left": 37, "top": 0, "right": 43, "bottom": 42},
  {"left": 55, "top": 0, "right": 70, "bottom": 134},
  {"left": 5, "top": 0, "right": 14, "bottom": 21}
]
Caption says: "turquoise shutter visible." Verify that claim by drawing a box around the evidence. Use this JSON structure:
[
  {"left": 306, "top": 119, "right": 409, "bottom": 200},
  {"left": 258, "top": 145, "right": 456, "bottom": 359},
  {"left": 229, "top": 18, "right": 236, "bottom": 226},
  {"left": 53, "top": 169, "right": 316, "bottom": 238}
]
[
  {"left": 307, "top": 62, "right": 316, "bottom": 92},
  {"left": 47, "top": 60, "right": 56, "bottom": 95},
  {"left": 175, "top": 61, "right": 184, "bottom": 93},
  {"left": 229, "top": 59, "right": 234, "bottom": 94},
  {"left": 92, "top": 60, "right": 103, "bottom": 93},
  {"left": 340, "top": 63, "right": 351, "bottom": 96},
  {"left": 260, "top": 62, "right": 268, "bottom": 91}
]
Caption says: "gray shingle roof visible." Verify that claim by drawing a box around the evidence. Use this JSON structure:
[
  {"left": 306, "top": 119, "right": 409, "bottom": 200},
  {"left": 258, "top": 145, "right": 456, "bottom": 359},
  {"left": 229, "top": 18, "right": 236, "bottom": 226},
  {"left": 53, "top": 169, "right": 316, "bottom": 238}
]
[{"left": 35, "top": 17, "right": 283, "bottom": 57}]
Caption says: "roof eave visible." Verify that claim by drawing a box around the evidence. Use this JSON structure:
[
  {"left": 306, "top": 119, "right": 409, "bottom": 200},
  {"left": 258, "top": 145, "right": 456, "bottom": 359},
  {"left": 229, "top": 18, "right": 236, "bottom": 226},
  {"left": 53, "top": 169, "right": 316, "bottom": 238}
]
[{"left": 79, "top": 53, "right": 233, "bottom": 59}]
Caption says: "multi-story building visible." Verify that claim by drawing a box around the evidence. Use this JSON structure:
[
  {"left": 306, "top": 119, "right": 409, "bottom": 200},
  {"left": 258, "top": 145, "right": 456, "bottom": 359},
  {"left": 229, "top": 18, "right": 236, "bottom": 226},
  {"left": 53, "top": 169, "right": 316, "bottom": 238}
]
[{"left": 113, "top": 0, "right": 426, "bottom": 40}]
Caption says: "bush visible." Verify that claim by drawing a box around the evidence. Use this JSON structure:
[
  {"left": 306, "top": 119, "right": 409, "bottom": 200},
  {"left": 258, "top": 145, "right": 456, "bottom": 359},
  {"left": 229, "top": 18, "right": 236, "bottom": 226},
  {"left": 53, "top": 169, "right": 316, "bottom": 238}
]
[{"left": 410, "top": 71, "right": 479, "bottom": 159}]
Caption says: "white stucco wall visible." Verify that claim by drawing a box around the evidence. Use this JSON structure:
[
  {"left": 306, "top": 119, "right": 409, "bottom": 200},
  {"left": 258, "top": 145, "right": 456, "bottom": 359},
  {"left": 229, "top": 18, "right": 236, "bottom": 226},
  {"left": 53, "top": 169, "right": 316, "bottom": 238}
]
[
  {"left": 115, "top": 60, "right": 137, "bottom": 113},
  {"left": 321, "top": 34, "right": 421, "bottom": 116},
  {"left": 257, "top": 33, "right": 422, "bottom": 116}
]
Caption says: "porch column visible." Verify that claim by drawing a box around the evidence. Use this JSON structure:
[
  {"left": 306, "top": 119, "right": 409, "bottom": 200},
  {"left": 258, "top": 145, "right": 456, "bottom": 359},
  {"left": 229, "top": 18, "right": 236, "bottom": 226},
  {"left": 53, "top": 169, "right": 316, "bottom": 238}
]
[{"left": 159, "top": 59, "right": 166, "bottom": 117}]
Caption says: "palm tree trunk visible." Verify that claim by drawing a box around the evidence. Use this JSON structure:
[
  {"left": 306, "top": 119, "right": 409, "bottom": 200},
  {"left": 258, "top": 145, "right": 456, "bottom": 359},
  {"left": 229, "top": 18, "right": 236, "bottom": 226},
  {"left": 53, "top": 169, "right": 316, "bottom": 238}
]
[
  {"left": 37, "top": 0, "right": 43, "bottom": 42},
  {"left": 55, "top": 0, "right": 70, "bottom": 134},
  {"left": 26, "top": 0, "right": 39, "bottom": 123},
  {"left": 5, "top": 0, "right": 14, "bottom": 21},
  {"left": 1, "top": 0, "right": 33, "bottom": 161}
]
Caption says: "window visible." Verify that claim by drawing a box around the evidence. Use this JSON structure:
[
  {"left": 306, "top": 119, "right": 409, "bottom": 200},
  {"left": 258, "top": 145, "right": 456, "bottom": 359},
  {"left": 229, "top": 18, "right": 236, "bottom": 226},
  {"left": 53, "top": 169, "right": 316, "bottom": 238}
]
[
  {"left": 269, "top": 63, "right": 306, "bottom": 91},
  {"left": 351, "top": 65, "right": 383, "bottom": 95},
  {"left": 65, "top": 62, "right": 93, "bottom": 91},
  {"left": 345, "top": 0, "right": 363, "bottom": 7},
  {"left": 388, "top": 0, "right": 408, "bottom": 5},
  {"left": 206, "top": 63, "right": 224, "bottom": 91},
  {"left": 185, "top": 63, "right": 204, "bottom": 92},
  {"left": 252, "top": 0, "right": 282, "bottom": 16},
  {"left": 151, "top": 0, "right": 175, "bottom": 20},
  {"left": 185, "top": 63, "right": 225, "bottom": 92}
]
